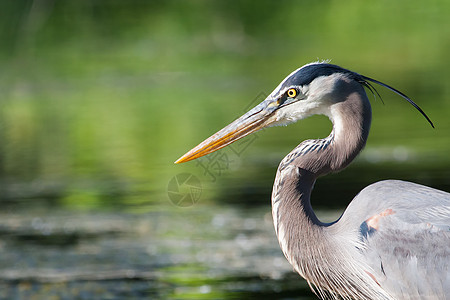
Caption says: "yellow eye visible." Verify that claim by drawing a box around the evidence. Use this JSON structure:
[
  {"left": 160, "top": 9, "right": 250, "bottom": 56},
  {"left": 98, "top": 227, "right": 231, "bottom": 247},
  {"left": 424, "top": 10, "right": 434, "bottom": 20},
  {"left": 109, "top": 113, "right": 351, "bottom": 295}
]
[{"left": 287, "top": 88, "right": 297, "bottom": 98}]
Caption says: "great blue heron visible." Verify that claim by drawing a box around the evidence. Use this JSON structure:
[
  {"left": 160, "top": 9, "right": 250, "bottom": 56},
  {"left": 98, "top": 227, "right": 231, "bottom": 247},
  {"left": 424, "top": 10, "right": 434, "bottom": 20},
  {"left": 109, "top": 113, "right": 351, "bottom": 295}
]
[{"left": 175, "top": 62, "right": 450, "bottom": 299}]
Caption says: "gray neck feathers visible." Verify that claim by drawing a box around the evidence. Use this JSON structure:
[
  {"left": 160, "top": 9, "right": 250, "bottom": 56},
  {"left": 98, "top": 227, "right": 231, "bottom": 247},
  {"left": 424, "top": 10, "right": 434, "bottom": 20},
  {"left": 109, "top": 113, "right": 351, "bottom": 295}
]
[
  {"left": 273, "top": 80, "right": 372, "bottom": 229},
  {"left": 282, "top": 82, "right": 372, "bottom": 177},
  {"left": 271, "top": 82, "right": 380, "bottom": 298}
]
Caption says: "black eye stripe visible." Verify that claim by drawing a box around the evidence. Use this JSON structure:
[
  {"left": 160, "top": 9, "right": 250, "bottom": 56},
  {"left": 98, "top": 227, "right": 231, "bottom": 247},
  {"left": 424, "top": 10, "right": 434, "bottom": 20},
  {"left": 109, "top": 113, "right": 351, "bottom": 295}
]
[
  {"left": 278, "top": 93, "right": 288, "bottom": 105},
  {"left": 276, "top": 87, "right": 303, "bottom": 107}
]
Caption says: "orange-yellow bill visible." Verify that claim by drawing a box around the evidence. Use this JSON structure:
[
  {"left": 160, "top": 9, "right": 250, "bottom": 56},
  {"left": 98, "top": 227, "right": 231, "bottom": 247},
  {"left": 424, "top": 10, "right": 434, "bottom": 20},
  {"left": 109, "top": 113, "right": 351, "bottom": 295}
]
[{"left": 175, "top": 105, "right": 274, "bottom": 164}]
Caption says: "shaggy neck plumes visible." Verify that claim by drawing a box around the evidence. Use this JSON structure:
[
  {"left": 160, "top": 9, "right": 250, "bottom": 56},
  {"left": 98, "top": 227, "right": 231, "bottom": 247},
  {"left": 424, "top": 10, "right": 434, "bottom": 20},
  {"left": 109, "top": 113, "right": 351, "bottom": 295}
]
[{"left": 270, "top": 84, "right": 385, "bottom": 299}]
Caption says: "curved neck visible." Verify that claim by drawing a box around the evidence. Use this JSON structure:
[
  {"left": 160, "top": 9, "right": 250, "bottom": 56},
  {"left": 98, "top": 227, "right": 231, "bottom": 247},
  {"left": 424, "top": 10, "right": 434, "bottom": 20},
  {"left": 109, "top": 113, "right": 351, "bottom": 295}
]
[
  {"left": 271, "top": 85, "right": 372, "bottom": 288},
  {"left": 285, "top": 89, "right": 372, "bottom": 177}
]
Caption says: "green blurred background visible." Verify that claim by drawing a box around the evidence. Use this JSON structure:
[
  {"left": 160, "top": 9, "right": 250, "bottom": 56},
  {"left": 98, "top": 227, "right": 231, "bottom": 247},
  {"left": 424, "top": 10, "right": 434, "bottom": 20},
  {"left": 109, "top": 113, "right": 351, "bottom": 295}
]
[
  {"left": 0, "top": 0, "right": 449, "bottom": 298},
  {"left": 1, "top": 0, "right": 449, "bottom": 209}
]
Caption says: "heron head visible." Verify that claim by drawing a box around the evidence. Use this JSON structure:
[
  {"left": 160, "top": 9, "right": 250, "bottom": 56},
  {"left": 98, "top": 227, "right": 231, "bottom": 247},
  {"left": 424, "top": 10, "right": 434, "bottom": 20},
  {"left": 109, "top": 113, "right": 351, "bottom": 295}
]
[
  {"left": 260, "top": 63, "right": 363, "bottom": 126},
  {"left": 175, "top": 62, "right": 433, "bottom": 164}
]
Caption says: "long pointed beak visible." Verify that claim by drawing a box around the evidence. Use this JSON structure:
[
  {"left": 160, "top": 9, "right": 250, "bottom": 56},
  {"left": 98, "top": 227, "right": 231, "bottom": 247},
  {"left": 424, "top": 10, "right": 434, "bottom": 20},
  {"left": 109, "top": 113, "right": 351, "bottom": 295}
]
[{"left": 175, "top": 102, "right": 275, "bottom": 164}]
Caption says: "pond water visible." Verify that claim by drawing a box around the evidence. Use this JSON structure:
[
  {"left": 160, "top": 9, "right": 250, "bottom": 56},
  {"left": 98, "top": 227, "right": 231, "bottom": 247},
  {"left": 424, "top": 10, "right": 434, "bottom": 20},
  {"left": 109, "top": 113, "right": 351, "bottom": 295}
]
[{"left": 0, "top": 202, "right": 342, "bottom": 299}]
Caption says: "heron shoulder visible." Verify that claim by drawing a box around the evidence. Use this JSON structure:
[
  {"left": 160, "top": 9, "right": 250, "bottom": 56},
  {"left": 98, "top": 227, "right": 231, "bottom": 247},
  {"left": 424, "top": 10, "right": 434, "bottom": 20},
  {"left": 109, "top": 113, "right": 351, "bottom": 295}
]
[
  {"left": 332, "top": 179, "right": 450, "bottom": 243},
  {"left": 343, "top": 180, "right": 450, "bottom": 223}
]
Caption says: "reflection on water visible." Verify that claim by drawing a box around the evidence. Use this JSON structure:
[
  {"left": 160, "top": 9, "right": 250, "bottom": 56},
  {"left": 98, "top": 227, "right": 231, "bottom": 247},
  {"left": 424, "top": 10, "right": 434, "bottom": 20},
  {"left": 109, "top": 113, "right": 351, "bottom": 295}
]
[{"left": 0, "top": 204, "right": 332, "bottom": 299}]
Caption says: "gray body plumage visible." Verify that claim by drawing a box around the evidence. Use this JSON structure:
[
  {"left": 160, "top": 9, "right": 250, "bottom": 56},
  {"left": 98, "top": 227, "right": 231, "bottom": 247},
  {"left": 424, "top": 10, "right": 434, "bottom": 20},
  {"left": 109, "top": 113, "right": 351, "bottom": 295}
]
[{"left": 345, "top": 180, "right": 450, "bottom": 299}]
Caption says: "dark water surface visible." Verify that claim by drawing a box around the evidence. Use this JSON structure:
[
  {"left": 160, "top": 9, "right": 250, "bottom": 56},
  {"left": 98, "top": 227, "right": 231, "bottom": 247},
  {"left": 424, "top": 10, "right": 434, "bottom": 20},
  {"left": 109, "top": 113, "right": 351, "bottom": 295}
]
[{"left": 0, "top": 204, "right": 334, "bottom": 299}]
